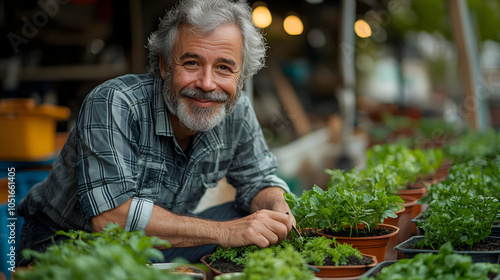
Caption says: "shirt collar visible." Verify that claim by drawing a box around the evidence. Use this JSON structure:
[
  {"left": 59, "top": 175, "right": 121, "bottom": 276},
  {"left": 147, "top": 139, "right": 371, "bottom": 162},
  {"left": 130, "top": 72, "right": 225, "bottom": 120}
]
[{"left": 153, "top": 72, "right": 174, "bottom": 137}]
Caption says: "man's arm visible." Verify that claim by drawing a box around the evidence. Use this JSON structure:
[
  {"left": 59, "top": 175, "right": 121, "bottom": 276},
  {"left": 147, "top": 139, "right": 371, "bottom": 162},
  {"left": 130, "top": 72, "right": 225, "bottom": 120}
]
[
  {"left": 91, "top": 193, "right": 293, "bottom": 249},
  {"left": 249, "top": 186, "right": 291, "bottom": 213}
]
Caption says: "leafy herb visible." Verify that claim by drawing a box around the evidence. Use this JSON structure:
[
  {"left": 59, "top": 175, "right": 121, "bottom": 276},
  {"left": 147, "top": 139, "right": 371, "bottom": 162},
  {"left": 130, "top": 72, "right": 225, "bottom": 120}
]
[
  {"left": 285, "top": 183, "right": 402, "bottom": 235},
  {"left": 240, "top": 245, "right": 316, "bottom": 280},
  {"left": 297, "top": 236, "right": 362, "bottom": 266},
  {"left": 416, "top": 192, "right": 500, "bottom": 250},
  {"left": 210, "top": 245, "right": 260, "bottom": 266},
  {"left": 444, "top": 129, "right": 500, "bottom": 162},
  {"left": 16, "top": 223, "right": 186, "bottom": 280},
  {"left": 211, "top": 236, "right": 363, "bottom": 268},
  {"left": 365, "top": 144, "right": 443, "bottom": 185},
  {"left": 361, "top": 242, "right": 500, "bottom": 280}
]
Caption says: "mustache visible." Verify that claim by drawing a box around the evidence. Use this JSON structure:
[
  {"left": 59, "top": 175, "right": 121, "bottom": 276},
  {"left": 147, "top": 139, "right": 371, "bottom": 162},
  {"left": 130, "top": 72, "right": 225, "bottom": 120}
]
[{"left": 179, "top": 88, "right": 229, "bottom": 102}]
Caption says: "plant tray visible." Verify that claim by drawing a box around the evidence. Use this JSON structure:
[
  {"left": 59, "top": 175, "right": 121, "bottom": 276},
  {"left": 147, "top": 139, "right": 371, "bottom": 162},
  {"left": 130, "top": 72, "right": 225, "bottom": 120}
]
[
  {"left": 360, "top": 260, "right": 500, "bottom": 279},
  {"left": 394, "top": 235, "right": 500, "bottom": 263}
]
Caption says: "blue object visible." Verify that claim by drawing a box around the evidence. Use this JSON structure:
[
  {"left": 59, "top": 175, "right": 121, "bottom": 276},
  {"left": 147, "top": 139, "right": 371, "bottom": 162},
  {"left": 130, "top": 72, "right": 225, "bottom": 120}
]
[{"left": 0, "top": 170, "right": 49, "bottom": 277}]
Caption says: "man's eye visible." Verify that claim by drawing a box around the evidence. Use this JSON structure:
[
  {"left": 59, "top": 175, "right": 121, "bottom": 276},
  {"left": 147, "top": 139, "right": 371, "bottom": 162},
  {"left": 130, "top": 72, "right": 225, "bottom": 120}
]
[
  {"left": 185, "top": 61, "right": 197, "bottom": 66},
  {"left": 219, "top": 65, "right": 229, "bottom": 71}
]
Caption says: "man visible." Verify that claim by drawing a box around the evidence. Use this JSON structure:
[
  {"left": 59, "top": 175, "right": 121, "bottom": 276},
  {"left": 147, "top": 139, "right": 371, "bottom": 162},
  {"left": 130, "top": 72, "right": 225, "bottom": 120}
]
[{"left": 17, "top": 0, "right": 295, "bottom": 265}]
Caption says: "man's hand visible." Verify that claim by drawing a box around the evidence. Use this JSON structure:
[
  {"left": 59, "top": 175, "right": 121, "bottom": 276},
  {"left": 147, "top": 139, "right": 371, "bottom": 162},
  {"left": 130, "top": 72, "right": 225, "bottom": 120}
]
[
  {"left": 213, "top": 186, "right": 297, "bottom": 248},
  {"left": 217, "top": 209, "right": 292, "bottom": 248}
]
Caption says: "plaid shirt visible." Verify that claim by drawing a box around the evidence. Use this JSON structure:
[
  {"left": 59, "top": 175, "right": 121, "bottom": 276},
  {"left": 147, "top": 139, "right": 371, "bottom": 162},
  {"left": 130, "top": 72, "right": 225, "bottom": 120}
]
[{"left": 18, "top": 72, "right": 289, "bottom": 233}]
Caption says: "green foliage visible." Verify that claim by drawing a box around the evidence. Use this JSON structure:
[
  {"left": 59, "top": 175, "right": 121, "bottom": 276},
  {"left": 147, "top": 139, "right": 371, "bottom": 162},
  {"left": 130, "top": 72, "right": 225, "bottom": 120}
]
[
  {"left": 297, "top": 237, "right": 362, "bottom": 266},
  {"left": 211, "top": 236, "right": 363, "bottom": 268},
  {"left": 361, "top": 242, "right": 500, "bottom": 280},
  {"left": 285, "top": 183, "right": 403, "bottom": 235},
  {"left": 444, "top": 129, "right": 500, "bottom": 162},
  {"left": 16, "top": 223, "right": 185, "bottom": 280},
  {"left": 240, "top": 245, "right": 316, "bottom": 280},
  {"left": 416, "top": 192, "right": 500, "bottom": 250},
  {"left": 416, "top": 117, "right": 459, "bottom": 141},
  {"left": 421, "top": 156, "right": 500, "bottom": 206},
  {"left": 210, "top": 245, "right": 260, "bottom": 266},
  {"left": 366, "top": 144, "right": 443, "bottom": 185}
]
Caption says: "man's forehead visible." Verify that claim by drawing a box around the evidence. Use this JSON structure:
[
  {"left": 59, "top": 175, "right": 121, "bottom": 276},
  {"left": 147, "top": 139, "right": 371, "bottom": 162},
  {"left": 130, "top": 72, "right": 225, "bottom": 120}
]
[{"left": 173, "top": 24, "right": 244, "bottom": 64}]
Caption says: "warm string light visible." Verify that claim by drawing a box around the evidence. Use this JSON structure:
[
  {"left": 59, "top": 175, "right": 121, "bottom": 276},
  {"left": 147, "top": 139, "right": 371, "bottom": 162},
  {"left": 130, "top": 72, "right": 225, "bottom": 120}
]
[
  {"left": 283, "top": 15, "right": 303, "bottom": 35},
  {"left": 252, "top": 4, "right": 304, "bottom": 36},
  {"left": 252, "top": 5, "right": 272, "bottom": 28},
  {"left": 354, "top": 19, "right": 372, "bottom": 38}
]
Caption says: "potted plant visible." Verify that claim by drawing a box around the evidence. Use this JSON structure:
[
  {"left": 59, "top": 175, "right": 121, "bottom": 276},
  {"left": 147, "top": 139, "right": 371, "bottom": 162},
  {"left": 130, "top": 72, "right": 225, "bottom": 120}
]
[
  {"left": 15, "top": 223, "right": 193, "bottom": 280},
  {"left": 211, "top": 245, "right": 318, "bottom": 280},
  {"left": 365, "top": 144, "right": 445, "bottom": 219},
  {"left": 285, "top": 182, "right": 401, "bottom": 262},
  {"left": 202, "top": 236, "right": 377, "bottom": 279},
  {"left": 415, "top": 155, "right": 500, "bottom": 237},
  {"left": 394, "top": 190, "right": 500, "bottom": 263},
  {"left": 361, "top": 242, "right": 500, "bottom": 280}
]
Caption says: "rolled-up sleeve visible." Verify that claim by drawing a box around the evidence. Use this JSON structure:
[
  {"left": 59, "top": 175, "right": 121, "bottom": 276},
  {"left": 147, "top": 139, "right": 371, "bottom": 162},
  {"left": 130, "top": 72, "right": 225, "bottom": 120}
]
[
  {"left": 124, "top": 197, "right": 154, "bottom": 231},
  {"left": 75, "top": 86, "right": 140, "bottom": 219}
]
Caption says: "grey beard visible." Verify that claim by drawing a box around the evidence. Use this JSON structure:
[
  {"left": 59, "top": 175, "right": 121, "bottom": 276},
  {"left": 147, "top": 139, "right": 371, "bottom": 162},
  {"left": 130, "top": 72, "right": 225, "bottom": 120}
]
[{"left": 162, "top": 75, "right": 241, "bottom": 131}]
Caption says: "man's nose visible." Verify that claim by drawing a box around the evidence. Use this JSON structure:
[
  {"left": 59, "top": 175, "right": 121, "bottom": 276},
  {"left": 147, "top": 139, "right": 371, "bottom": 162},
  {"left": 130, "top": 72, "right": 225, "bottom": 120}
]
[{"left": 195, "top": 68, "right": 217, "bottom": 92}]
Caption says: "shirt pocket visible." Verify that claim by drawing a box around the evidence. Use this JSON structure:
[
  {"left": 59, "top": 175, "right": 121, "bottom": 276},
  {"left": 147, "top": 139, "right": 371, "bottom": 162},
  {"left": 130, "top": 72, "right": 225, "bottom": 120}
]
[
  {"left": 137, "top": 160, "right": 169, "bottom": 199},
  {"left": 200, "top": 170, "right": 226, "bottom": 189}
]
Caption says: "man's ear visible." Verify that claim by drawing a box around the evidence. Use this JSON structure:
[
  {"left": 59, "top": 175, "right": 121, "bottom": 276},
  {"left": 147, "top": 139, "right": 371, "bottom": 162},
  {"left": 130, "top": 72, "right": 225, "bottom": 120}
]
[{"left": 159, "top": 55, "right": 167, "bottom": 80}]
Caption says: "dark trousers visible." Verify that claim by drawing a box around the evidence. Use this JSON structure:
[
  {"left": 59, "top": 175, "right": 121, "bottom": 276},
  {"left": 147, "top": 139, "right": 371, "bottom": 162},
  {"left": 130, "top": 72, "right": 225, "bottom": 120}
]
[
  {"left": 17, "top": 201, "right": 246, "bottom": 266},
  {"left": 157, "top": 201, "right": 247, "bottom": 263}
]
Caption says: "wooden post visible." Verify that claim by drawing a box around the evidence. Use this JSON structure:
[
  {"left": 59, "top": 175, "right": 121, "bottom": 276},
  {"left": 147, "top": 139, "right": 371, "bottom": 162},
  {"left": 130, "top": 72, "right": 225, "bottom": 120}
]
[
  {"left": 448, "top": 0, "right": 490, "bottom": 131},
  {"left": 269, "top": 67, "right": 312, "bottom": 137}
]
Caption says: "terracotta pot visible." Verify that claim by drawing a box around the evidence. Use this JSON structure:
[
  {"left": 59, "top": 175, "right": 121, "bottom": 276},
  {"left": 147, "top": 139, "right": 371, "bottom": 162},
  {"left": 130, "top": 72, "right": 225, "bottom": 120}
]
[
  {"left": 201, "top": 253, "right": 378, "bottom": 279},
  {"left": 383, "top": 207, "right": 404, "bottom": 261},
  {"left": 311, "top": 254, "right": 378, "bottom": 279},
  {"left": 398, "top": 183, "right": 427, "bottom": 224},
  {"left": 317, "top": 224, "right": 399, "bottom": 263},
  {"left": 397, "top": 195, "right": 418, "bottom": 241},
  {"left": 200, "top": 255, "right": 225, "bottom": 277}
]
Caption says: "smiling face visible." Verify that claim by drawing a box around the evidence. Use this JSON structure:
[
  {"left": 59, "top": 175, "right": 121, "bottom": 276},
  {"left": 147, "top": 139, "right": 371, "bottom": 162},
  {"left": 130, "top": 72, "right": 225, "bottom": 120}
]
[{"left": 160, "top": 24, "right": 244, "bottom": 133}]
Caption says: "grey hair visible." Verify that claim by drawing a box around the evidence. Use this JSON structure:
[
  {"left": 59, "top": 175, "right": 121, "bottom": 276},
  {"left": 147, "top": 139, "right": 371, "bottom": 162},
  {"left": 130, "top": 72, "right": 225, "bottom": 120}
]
[{"left": 147, "top": 0, "right": 267, "bottom": 80}]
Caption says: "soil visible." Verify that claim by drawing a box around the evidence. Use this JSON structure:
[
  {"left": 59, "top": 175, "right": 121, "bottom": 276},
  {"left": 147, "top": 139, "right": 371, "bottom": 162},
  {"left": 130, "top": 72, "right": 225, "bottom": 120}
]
[
  {"left": 322, "top": 227, "right": 394, "bottom": 238},
  {"left": 208, "top": 256, "right": 245, "bottom": 273},
  {"left": 207, "top": 255, "right": 374, "bottom": 273}
]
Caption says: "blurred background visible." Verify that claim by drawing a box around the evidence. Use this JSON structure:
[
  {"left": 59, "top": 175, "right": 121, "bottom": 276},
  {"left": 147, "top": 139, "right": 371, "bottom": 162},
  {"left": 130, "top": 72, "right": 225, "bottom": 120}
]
[{"left": 1, "top": 0, "right": 500, "bottom": 192}]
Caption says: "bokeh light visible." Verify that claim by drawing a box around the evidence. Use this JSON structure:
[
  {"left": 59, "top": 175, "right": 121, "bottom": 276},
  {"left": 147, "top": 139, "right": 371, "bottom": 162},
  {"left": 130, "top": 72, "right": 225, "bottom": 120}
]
[
  {"left": 354, "top": 19, "right": 372, "bottom": 38},
  {"left": 252, "top": 5, "right": 272, "bottom": 28},
  {"left": 283, "top": 15, "right": 303, "bottom": 35}
]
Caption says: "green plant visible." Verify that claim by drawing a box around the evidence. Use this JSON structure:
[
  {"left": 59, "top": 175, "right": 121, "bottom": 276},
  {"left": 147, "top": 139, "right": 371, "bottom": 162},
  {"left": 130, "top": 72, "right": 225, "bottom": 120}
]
[
  {"left": 297, "top": 236, "right": 362, "bottom": 266},
  {"left": 416, "top": 192, "right": 500, "bottom": 250},
  {"left": 210, "top": 245, "right": 260, "bottom": 266},
  {"left": 16, "top": 223, "right": 187, "bottom": 280},
  {"left": 365, "top": 144, "right": 422, "bottom": 184},
  {"left": 444, "top": 129, "right": 500, "bottom": 162},
  {"left": 361, "top": 242, "right": 500, "bottom": 280},
  {"left": 285, "top": 183, "right": 402, "bottom": 235},
  {"left": 240, "top": 245, "right": 316, "bottom": 280},
  {"left": 211, "top": 236, "right": 364, "bottom": 268},
  {"left": 419, "top": 155, "right": 500, "bottom": 205}
]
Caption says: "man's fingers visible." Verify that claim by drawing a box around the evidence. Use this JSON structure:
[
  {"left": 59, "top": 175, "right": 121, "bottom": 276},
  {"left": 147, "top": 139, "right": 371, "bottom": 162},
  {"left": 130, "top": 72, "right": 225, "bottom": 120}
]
[{"left": 220, "top": 209, "right": 295, "bottom": 248}]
